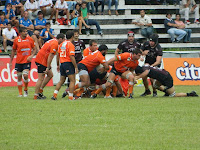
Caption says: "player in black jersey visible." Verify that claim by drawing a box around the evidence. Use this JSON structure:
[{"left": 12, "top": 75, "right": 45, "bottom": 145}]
[
  {"left": 72, "top": 29, "right": 86, "bottom": 63},
  {"left": 140, "top": 34, "right": 163, "bottom": 97},
  {"left": 62, "top": 29, "right": 85, "bottom": 98},
  {"left": 115, "top": 31, "right": 141, "bottom": 56},
  {"left": 135, "top": 65, "right": 198, "bottom": 97}
]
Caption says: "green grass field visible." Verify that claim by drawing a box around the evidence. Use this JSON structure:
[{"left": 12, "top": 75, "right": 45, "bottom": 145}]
[{"left": 0, "top": 85, "right": 200, "bottom": 150}]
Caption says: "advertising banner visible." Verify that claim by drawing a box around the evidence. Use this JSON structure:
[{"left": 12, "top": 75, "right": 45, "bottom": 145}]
[
  {"left": 163, "top": 58, "right": 200, "bottom": 85},
  {"left": 0, "top": 56, "right": 53, "bottom": 87}
]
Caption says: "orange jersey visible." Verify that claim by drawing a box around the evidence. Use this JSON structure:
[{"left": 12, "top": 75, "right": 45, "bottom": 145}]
[
  {"left": 35, "top": 39, "right": 58, "bottom": 67},
  {"left": 83, "top": 47, "right": 93, "bottom": 58},
  {"left": 114, "top": 52, "right": 139, "bottom": 73},
  {"left": 13, "top": 36, "right": 35, "bottom": 64},
  {"left": 58, "top": 40, "right": 75, "bottom": 63},
  {"left": 79, "top": 50, "right": 106, "bottom": 72}
]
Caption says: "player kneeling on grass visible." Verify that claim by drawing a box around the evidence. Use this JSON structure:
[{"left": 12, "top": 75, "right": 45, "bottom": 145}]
[
  {"left": 74, "top": 45, "right": 109, "bottom": 98},
  {"left": 34, "top": 33, "right": 65, "bottom": 99},
  {"left": 51, "top": 31, "right": 78, "bottom": 100},
  {"left": 91, "top": 49, "right": 142, "bottom": 99},
  {"left": 9, "top": 27, "right": 37, "bottom": 97},
  {"left": 135, "top": 65, "right": 198, "bottom": 97}
]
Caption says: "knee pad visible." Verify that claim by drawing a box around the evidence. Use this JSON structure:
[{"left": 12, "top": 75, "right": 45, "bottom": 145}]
[
  {"left": 126, "top": 72, "right": 132, "bottom": 80},
  {"left": 79, "top": 70, "right": 88, "bottom": 76},
  {"left": 23, "top": 79, "right": 29, "bottom": 83},
  {"left": 17, "top": 81, "right": 22, "bottom": 85}
]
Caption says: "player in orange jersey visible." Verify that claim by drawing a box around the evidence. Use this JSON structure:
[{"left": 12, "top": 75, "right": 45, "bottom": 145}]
[
  {"left": 9, "top": 27, "right": 37, "bottom": 97},
  {"left": 34, "top": 33, "right": 65, "bottom": 99},
  {"left": 83, "top": 39, "right": 98, "bottom": 58},
  {"left": 91, "top": 49, "right": 142, "bottom": 99},
  {"left": 75, "top": 45, "right": 109, "bottom": 95},
  {"left": 51, "top": 31, "right": 78, "bottom": 100}
]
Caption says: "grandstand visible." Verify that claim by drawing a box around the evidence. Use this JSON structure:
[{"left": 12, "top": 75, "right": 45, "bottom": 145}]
[{"left": 1, "top": 0, "right": 200, "bottom": 51}]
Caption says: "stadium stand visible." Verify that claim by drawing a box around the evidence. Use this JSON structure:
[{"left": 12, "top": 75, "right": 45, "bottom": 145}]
[{"left": 0, "top": 0, "right": 200, "bottom": 51}]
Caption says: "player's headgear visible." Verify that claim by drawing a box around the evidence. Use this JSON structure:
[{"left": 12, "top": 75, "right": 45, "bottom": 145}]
[
  {"left": 149, "top": 34, "right": 159, "bottom": 44},
  {"left": 98, "top": 44, "right": 108, "bottom": 51},
  {"left": 127, "top": 31, "right": 134, "bottom": 36},
  {"left": 135, "top": 66, "right": 144, "bottom": 74}
]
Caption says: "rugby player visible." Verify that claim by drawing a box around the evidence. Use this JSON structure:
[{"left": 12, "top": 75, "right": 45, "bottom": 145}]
[
  {"left": 51, "top": 31, "right": 78, "bottom": 100},
  {"left": 34, "top": 33, "right": 65, "bottom": 99},
  {"left": 9, "top": 27, "right": 37, "bottom": 97},
  {"left": 91, "top": 49, "right": 142, "bottom": 99},
  {"left": 74, "top": 44, "right": 109, "bottom": 97},
  {"left": 115, "top": 31, "right": 141, "bottom": 56},
  {"left": 140, "top": 33, "right": 163, "bottom": 97},
  {"left": 83, "top": 39, "right": 98, "bottom": 58},
  {"left": 135, "top": 65, "right": 198, "bottom": 97}
]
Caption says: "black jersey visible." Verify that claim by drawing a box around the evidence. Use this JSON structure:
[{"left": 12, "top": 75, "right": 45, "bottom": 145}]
[
  {"left": 72, "top": 39, "right": 86, "bottom": 63},
  {"left": 117, "top": 39, "right": 141, "bottom": 53},
  {"left": 135, "top": 66, "right": 169, "bottom": 81},
  {"left": 141, "top": 41, "right": 163, "bottom": 65}
]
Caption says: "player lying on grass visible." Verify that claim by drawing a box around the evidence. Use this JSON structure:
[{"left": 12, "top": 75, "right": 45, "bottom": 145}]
[
  {"left": 91, "top": 48, "right": 142, "bottom": 99},
  {"left": 135, "top": 65, "right": 198, "bottom": 97}
]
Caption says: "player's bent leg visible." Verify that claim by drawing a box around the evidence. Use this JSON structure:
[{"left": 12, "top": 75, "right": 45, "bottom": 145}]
[
  {"left": 150, "top": 78, "right": 157, "bottom": 97},
  {"left": 34, "top": 73, "right": 45, "bottom": 99},
  {"left": 52, "top": 76, "right": 66, "bottom": 100},
  {"left": 17, "top": 72, "right": 23, "bottom": 97},
  {"left": 141, "top": 76, "right": 151, "bottom": 96},
  {"left": 67, "top": 74, "right": 76, "bottom": 100},
  {"left": 22, "top": 69, "right": 29, "bottom": 97},
  {"left": 91, "top": 72, "right": 115, "bottom": 98},
  {"left": 121, "top": 71, "right": 134, "bottom": 99}
]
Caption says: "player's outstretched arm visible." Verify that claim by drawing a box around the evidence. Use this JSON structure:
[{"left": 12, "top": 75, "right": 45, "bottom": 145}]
[
  {"left": 9, "top": 49, "right": 16, "bottom": 69},
  {"left": 135, "top": 70, "right": 149, "bottom": 80}
]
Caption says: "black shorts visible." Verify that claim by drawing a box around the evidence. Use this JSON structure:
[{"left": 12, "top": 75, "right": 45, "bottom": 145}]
[
  {"left": 15, "top": 63, "right": 31, "bottom": 72},
  {"left": 78, "top": 63, "right": 88, "bottom": 72},
  {"left": 60, "top": 62, "right": 75, "bottom": 76},
  {"left": 89, "top": 68, "right": 107, "bottom": 84},
  {"left": 59, "top": 10, "right": 65, "bottom": 16},
  {"left": 35, "top": 62, "right": 48, "bottom": 73},
  {"left": 7, "top": 40, "right": 13, "bottom": 46},
  {"left": 160, "top": 73, "right": 173, "bottom": 89},
  {"left": 110, "top": 65, "right": 122, "bottom": 76}
]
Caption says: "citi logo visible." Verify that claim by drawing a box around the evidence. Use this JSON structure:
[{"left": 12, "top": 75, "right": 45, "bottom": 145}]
[{"left": 176, "top": 61, "right": 200, "bottom": 81}]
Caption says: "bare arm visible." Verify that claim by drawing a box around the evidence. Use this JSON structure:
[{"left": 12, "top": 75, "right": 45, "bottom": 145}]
[
  {"left": 9, "top": 49, "right": 16, "bottom": 69},
  {"left": 26, "top": 25, "right": 34, "bottom": 30},
  {"left": 102, "top": 62, "right": 109, "bottom": 71},
  {"left": 115, "top": 48, "right": 121, "bottom": 57},
  {"left": 135, "top": 70, "right": 149, "bottom": 80},
  {"left": 56, "top": 53, "right": 60, "bottom": 72},
  {"left": 44, "top": 53, "right": 55, "bottom": 73},
  {"left": 151, "top": 56, "right": 162, "bottom": 67}
]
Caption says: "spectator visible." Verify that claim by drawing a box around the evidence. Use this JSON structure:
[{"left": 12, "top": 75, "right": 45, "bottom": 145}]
[
  {"left": 0, "top": 12, "right": 9, "bottom": 33},
  {"left": 19, "top": 11, "right": 34, "bottom": 36},
  {"left": 55, "top": 0, "right": 71, "bottom": 25},
  {"left": 179, "top": 0, "right": 199, "bottom": 24},
  {"left": 66, "top": 0, "right": 77, "bottom": 11},
  {"left": 146, "top": 0, "right": 160, "bottom": 5},
  {"left": 95, "top": 0, "right": 104, "bottom": 15},
  {"left": 10, "top": 0, "right": 24, "bottom": 16},
  {"left": 71, "top": 3, "right": 90, "bottom": 34},
  {"left": 86, "top": 0, "right": 95, "bottom": 15},
  {"left": 81, "top": 1, "right": 103, "bottom": 36},
  {"left": 2, "top": 22, "right": 17, "bottom": 52},
  {"left": 132, "top": 10, "right": 153, "bottom": 39},
  {"left": 3, "top": 3, "right": 19, "bottom": 27},
  {"left": 39, "top": 22, "right": 54, "bottom": 47},
  {"left": 34, "top": 11, "right": 47, "bottom": 32},
  {"left": 24, "top": 0, "right": 40, "bottom": 19},
  {"left": 175, "top": 14, "right": 192, "bottom": 43},
  {"left": 108, "top": 0, "right": 118, "bottom": 16},
  {"left": 164, "top": 13, "right": 186, "bottom": 42},
  {"left": 39, "top": 0, "right": 56, "bottom": 24}
]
